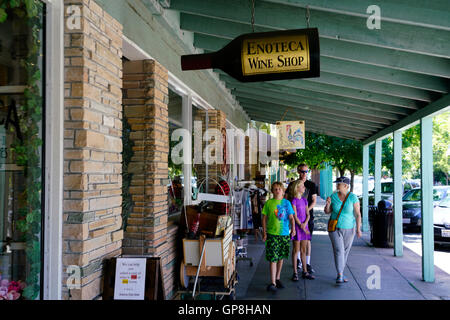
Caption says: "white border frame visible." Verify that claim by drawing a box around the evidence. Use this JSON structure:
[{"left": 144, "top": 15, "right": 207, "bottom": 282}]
[{"left": 43, "top": 0, "right": 64, "bottom": 300}]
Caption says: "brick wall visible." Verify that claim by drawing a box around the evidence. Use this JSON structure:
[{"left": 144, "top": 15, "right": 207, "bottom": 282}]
[
  {"left": 122, "top": 60, "right": 177, "bottom": 299},
  {"left": 63, "top": 0, "right": 123, "bottom": 300}
]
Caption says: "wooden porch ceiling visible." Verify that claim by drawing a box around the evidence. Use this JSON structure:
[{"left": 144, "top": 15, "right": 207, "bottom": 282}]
[{"left": 167, "top": 0, "right": 450, "bottom": 141}]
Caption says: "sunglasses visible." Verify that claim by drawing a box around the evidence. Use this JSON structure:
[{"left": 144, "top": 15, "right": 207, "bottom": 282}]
[{"left": 299, "top": 170, "right": 309, "bottom": 174}]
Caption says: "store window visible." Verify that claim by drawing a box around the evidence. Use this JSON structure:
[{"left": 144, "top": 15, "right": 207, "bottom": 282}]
[
  {"left": 168, "top": 89, "right": 184, "bottom": 215},
  {"left": 0, "top": 2, "right": 45, "bottom": 300}
]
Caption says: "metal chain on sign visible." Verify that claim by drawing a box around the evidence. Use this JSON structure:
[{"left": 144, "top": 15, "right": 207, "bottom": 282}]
[
  {"left": 305, "top": 5, "right": 310, "bottom": 28},
  {"left": 251, "top": 0, "right": 255, "bottom": 32}
]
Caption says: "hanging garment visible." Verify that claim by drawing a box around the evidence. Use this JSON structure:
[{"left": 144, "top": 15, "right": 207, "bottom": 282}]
[
  {"left": 241, "top": 189, "right": 253, "bottom": 229},
  {"left": 233, "top": 189, "right": 244, "bottom": 230},
  {"left": 213, "top": 180, "right": 231, "bottom": 214}
]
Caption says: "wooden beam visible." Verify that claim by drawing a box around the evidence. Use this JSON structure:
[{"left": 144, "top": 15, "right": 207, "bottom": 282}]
[
  {"left": 219, "top": 73, "right": 414, "bottom": 115},
  {"left": 194, "top": 31, "right": 450, "bottom": 79},
  {"left": 263, "top": 0, "right": 450, "bottom": 31},
  {"left": 199, "top": 36, "right": 448, "bottom": 93},
  {"left": 363, "top": 94, "right": 450, "bottom": 144},
  {"left": 232, "top": 87, "right": 403, "bottom": 121},
  {"left": 236, "top": 95, "right": 394, "bottom": 126},
  {"left": 219, "top": 73, "right": 422, "bottom": 110},
  {"left": 241, "top": 100, "right": 385, "bottom": 129},
  {"left": 243, "top": 105, "right": 375, "bottom": 134},
  {"left": 173, "top": 0, "right": 450, "bottom": 57},
  {"left": 248, "top": 112, "right": 365, "bottom": 140}
]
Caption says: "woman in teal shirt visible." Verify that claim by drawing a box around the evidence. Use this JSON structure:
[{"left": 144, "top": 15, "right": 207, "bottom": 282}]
[{"left": 324, "top": 177, "right": 362, "bottom": 284}]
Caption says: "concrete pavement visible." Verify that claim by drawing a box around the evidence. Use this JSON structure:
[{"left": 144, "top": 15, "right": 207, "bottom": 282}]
[{"left": 234, "top": 197, "right": 450, "bottom": 300}]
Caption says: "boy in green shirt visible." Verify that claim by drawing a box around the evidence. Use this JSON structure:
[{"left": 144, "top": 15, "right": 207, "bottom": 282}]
[{"left": 262, "top": 182, "right": 296, "bottom": 292}]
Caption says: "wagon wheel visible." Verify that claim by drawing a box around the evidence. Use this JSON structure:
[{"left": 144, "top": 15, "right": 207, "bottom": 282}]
[
  {"left": 180, "top": 261, "right": 190, "bottom": 289},
  {"left": 224, "top": 241, "right": 236, "bottom": 288}
]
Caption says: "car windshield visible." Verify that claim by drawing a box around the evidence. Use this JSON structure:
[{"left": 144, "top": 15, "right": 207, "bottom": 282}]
[
  {"left": 403, "top": 188, "right": 449, "bottom": 201},
  {"left": 439, "top": 195, "right": 450, "bottom": 208},
  {"left": 403, "top": 189, "right": 421, "bottom": 201}
]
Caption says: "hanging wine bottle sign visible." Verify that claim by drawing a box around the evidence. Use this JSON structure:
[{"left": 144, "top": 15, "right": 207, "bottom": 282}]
[{"left": 181, "top": 28, "right": 320, "bottom": 82}]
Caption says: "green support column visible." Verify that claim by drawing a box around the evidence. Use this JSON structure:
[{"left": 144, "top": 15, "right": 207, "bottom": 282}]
[
  {"left": 362, "top": 144, "right": 370, "bottom": 232},
  {"left": 374, "top": 139, "right": 382, "bottom": 206},
  {"left": 393, "top": 130, "right": 403, "bottom": 257},
  {"left": 421, "top": 117, "right": 434, "bottom": 282}
]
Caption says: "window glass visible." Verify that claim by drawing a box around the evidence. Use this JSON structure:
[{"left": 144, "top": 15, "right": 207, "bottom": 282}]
[
  {"left": 403, "top": 189, "right": 421, "bottom": 201},
  {"left": 0, "top": 2, "right": 44, "bottom": 300},
  {"left": 168, "top": 89, "right": 183, "bottom": 215}
]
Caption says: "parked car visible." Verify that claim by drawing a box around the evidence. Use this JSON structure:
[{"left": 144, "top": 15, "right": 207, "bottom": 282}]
[
  {"left": 434, "top": 195, "right": 450, "bottom": 244},
  {"left": 402, "top": 186, "right": 450, "bottom": 230},
  {"left": 361, "top": 180, "right": 420, "bottom": 205}
]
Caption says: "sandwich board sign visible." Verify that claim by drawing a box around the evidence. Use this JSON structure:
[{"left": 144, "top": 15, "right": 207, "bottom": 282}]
[{"left": 113, "top": 258, "right": 147, "bottom": 300}]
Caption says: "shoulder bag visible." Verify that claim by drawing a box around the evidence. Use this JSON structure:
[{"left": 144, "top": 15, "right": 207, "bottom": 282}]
[{"left": 327, "top": 192, "right": 351, "bottom": 232}]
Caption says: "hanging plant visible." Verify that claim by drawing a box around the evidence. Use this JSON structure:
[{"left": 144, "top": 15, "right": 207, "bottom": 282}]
[
  {"left": 0, "top": 0, "right": 43, "bottom": 300},
  {"left": 121, "top": 115, "right": 134, "bottom": 230}
]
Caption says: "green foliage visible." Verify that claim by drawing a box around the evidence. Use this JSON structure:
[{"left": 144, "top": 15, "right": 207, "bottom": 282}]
[
  {"left": 0, "top": 8, "right": 7, "bottom": 22},
  {"left": 433, "top": 112, "right": 449, "bottom": 184},
  {"left": 282, "top": 132, "right": 330, "bottom": 169},
  {"left": 1, "top": 0, "right": 43, "bottom": 300},
  {"left": 121, "top": 116, "right": 134, "bottom": 230}
]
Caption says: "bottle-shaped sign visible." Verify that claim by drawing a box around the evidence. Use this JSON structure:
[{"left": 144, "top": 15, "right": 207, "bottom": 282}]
[{"left": 181, "top": 28, "right": 320, "bottom": 82}]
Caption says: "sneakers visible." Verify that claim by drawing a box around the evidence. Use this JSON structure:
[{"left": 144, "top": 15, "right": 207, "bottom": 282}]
[
  {"left": 307, "top": 264, "right": 315, "bottom": 274},
  {"left": 275, "top": 279, "right": 285, "bottom": 289},
  {"left": 266, "top": 283, "right": 277, "bottom": 292}
]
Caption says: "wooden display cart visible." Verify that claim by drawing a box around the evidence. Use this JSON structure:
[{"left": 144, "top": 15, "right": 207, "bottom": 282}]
[
  {"left": 180, "top": 224, "right": 235, "bottom": 290},
  {"left": 178, "top": 178, "right": 237, "bottom": 299}
]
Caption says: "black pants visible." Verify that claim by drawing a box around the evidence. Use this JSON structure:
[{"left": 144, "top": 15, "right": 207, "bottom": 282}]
[{"left": 308, "top": 219, "right": 315, "bottom": 236}]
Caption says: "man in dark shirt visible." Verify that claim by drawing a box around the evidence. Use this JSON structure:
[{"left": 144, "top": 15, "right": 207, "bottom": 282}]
[{"left": 294, "top": 164, "right": 317, "bottom": 273}]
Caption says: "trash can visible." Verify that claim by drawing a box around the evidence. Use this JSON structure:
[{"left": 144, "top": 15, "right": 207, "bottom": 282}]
[{"left": 370, "top": 200, "right": 394, "bottom": 248}]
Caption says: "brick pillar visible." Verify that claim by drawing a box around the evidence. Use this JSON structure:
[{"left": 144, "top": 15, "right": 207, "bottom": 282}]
[
  {"left": 122, "top": 60, "right": 176, "bottom": 298},
  {"left": 63, "top": 0, "right": 123, "bottom": 300},
  {"left": 194, "top": 109, "right": 227, "bottom": 192}
]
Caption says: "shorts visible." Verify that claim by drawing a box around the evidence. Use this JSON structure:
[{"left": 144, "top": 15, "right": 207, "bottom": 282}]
[{"left": 265, "top": 234, "right": 291, "bottom": 262}]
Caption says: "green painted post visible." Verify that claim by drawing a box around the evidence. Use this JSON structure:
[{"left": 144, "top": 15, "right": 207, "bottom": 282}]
[
  {"left": 327, "top": 163, "right": 332, "bottom": 198},
  {"left": 393, "top": 130, "right": 403, "bottom": 257},
  {"left": 374, "top": 139, "right": 382, "bottom": 206},
  {"left": 421, "top": 117, "right": 434, "bottom": 282},
  {"left": 362, "top": 144, "right": 370, "bottom": 232},
  {"left": 319, "top": 163, "right": 333, "bottom": 199}
]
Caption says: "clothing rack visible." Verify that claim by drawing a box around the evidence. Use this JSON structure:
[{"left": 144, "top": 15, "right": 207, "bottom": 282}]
[{"left": 232, "top": 185, "right": 268, "bottom": 267}]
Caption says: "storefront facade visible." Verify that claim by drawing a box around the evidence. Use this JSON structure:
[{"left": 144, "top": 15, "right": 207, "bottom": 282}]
[{"left": 1, "top": 0, "right": 255, "bottom": 300}]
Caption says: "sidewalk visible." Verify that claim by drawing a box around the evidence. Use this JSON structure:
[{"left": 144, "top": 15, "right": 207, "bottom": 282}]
[{"left": 234, "top": 197, "right": 450, "bottom": 300}]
